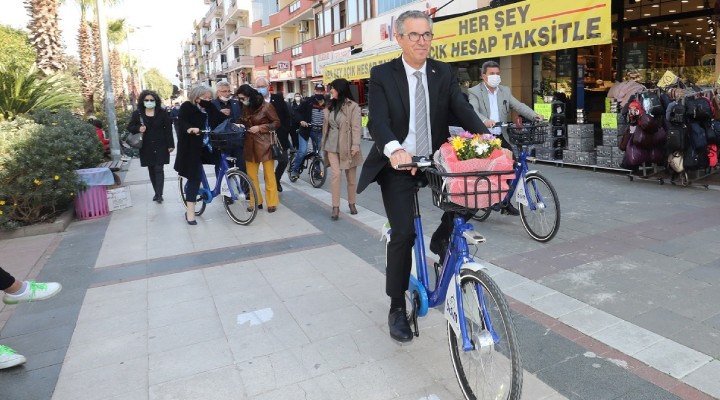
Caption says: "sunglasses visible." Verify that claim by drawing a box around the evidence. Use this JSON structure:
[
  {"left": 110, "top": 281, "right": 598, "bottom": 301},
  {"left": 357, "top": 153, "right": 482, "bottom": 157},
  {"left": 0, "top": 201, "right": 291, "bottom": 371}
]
[{"left": 143, "top": 98, "right": 154, "bottom": 101}]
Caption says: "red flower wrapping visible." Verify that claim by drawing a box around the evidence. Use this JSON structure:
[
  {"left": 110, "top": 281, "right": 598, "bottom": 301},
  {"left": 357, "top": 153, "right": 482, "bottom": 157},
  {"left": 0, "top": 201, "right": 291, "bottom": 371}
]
[{"left": 438, "top": 143, "right": 514, "bottom": 209}]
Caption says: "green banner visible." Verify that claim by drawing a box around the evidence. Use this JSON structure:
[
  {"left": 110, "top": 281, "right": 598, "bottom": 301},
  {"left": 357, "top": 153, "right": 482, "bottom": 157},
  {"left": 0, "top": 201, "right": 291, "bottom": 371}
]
[{"left": 601, "top": 113, "right": 618, "bottom": 129}]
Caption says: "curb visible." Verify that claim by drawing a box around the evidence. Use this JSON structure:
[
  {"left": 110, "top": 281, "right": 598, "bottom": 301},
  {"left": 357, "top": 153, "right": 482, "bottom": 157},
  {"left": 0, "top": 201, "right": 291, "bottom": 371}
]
[{"left": 0, "top": 207, "right": 74, "bottom": 240}]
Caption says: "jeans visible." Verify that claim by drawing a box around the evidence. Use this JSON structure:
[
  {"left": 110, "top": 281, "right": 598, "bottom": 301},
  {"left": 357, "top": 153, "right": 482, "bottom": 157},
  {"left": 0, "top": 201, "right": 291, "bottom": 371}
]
[{"left": 291, "top": 129, "right": 321, "bottom": 174}]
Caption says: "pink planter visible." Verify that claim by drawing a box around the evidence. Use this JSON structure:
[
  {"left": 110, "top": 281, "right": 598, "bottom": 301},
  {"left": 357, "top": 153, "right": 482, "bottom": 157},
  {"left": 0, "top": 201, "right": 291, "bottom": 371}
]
[{"left": 74, "top": 185, "right": 109, "bottom": 220}]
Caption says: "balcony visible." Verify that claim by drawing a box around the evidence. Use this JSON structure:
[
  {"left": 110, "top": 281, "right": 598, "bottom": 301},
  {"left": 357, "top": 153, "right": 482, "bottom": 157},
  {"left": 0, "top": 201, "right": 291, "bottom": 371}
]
[
  {"left": 255, "top": 48, "right": 292, "bottom": 68},
  {"left": 251, "top": 0, "right": 313, "bottom": 35},
  {"left": 223, "top": 26, "right": 253, "bottom": 48},
  {"left": 225, "top": 55, "right": 254, "bottom": 72},
  {"left": 224, "top": 0, "right": 247, "bottom": 24}
]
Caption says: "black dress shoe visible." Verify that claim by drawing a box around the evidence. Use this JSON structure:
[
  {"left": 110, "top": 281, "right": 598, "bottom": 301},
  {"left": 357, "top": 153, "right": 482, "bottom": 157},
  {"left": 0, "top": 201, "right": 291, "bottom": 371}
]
[
  {"left": 185, "top": 213, "right": 197, "bottom": 225},
  {"left": 157, "top": 195, "right": 163, "bottom": 204},
  {"left": 152, "top": 195, "right": 158, "bottom": 202},
  {"left": 502, "top": 203, "right": 520, "bottom": 216},
  {"left": 388, "top": 307, "right": 413, "bottom": 342},
  {"left": 277, "top": 183, "right": 283, "bottom": 192}
]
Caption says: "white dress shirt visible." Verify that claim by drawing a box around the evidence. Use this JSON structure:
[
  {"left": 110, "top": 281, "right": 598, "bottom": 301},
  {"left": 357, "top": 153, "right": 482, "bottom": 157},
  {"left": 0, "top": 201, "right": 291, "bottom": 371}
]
[
  {"left": 383, "top": 56, "right": 432, "bottom": 158},
  {"left": 485, "top": 83, "right": 501, "bottom": 136}
]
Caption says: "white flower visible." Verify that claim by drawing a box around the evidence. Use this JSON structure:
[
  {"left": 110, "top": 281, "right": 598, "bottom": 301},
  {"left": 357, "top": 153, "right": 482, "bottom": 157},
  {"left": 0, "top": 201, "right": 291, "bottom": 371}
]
[{"left": 474, "top": 143, "right": 490, "bottom": 157}]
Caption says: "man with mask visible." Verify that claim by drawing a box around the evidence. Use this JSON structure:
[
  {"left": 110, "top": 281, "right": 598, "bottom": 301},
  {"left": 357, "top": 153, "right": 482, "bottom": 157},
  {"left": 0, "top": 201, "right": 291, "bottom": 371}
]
[
  {"left": 290, "top": 84, "right": 326, "bottom": 182},
  {"left": 467, "top": 60, "right": 542, "bottom": 215},
  {"left": 255, "top": 77, "right": 292, "bottom": 192},
  {"left": 212, "top": 81, "right": 244, "bottom": 173},
  {"left": 289, "top": 93, "right": 304, "bottom": 148}
]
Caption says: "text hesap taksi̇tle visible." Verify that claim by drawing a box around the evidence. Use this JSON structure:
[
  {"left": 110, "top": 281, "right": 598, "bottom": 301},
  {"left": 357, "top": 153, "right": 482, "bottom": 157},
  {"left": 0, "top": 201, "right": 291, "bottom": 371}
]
[{"left": 429, "top": 4, "right": 603, "bottom": 59}]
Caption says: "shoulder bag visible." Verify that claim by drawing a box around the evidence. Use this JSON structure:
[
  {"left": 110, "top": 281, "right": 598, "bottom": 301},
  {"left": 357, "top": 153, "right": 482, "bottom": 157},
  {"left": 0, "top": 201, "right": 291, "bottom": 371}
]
[
  {"left": 125, "top": 113, "right": 144, "bottom": 149},
  {"left": 270, "top": 130, "right": 283, "bottom": 160}
]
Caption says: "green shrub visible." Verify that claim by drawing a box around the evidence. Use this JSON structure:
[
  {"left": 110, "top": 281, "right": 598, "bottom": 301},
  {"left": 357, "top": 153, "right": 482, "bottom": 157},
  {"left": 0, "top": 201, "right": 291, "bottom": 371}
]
[
  {"left": 0, "top": 64, "right": 80, "bottom": 121},
  {"left": 0, "top": 109, "right": 104, "bottom": 229}
]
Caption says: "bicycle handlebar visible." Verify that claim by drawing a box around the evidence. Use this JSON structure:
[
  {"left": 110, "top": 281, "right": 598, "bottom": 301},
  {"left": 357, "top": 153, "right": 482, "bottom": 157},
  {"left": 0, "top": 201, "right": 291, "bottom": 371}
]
[{"left": 396, "top": 156, "right": 433, "bottom": 169}]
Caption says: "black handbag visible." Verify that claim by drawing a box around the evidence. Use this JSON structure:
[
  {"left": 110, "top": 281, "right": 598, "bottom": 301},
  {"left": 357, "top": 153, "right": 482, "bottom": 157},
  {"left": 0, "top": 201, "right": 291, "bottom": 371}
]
[
  {"left": 270, "top": 131, "right": 283, "bottom": 160},
  {"left": 125, "top": 133, "right": 143, "bottom": 149}
]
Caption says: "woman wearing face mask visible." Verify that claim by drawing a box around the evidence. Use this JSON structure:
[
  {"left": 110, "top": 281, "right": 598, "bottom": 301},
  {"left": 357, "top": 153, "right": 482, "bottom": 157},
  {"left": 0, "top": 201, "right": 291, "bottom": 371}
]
[
  {"left": 174, "top": 85, "right": 226, "bottom": 224},
  {"left": 322, "top": 79, "right": 363, "bottom": 220},
  {"left": 236, "top": 84, "right": 281, "bottom": 213},
  {"left": 290, "top": 93, "right": 304, "bottom": 148},
  {"left": 127, "top": 90, "right": 175, "bottom": 204}
]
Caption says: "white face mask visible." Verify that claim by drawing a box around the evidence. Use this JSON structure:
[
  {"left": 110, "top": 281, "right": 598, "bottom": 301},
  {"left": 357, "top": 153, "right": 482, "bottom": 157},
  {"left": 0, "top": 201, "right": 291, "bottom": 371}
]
[
  {"left": 486, "top": 75, "right": 502, "bottom": 88},
  {"left": 241, "top": 99, "right": 250, "bottom": 106},
  {"left": 219, "top": 96, "right": 230, "bottom": 102}
]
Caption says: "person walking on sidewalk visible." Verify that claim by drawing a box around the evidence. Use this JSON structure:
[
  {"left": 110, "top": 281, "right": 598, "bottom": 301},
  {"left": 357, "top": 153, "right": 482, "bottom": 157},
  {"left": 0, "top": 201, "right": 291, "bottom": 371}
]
[
  {"left": 127, "top": 90, "right": 175, "bottom": 204},
  {"left": 237, "top": 84, "right": 281, "bottom": 213},
  {"left": 254, "top": 77, "right": 292, "bottom": 193},
  {"left": 174, "top": 85, "right": 226, "bottom": 225},
  {"left": 356, "top": 10, "right": 495, "bottom": 343},
  {"left": 0, "top": 266, "right": 62, "bottom": 369},
  {"left": 323, "top": 78, "right": 363, "bottom": 220}
]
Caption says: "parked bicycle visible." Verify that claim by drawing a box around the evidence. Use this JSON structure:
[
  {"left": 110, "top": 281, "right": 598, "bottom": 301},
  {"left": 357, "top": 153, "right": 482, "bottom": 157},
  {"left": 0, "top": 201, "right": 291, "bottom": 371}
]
[
  {"left": 287, "top": 125, "right": 327, "bottom": 188},
  {"left": 472, "top": 122, "right": 561, "bottom": 242},
  {"left": 385, "top": 157, "right": 522, "bottom": 400},
  {"left": 178, "top": 129, "right": 258, "bottom": 225}
]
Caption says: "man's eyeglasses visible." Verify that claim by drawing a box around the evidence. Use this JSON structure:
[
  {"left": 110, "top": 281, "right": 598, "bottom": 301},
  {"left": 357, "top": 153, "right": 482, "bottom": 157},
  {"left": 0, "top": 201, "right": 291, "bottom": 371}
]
[{"left": 400, "top": 32, "right": 433, "bottom": 42}]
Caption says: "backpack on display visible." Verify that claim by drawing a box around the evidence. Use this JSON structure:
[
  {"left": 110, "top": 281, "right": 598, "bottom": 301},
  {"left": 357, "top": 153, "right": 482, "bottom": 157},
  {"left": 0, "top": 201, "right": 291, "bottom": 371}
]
[
  {"left": 689, "top": 122, "right": 708, "bottom": 149},
  {"left": 708, "top": 120, "right": 720, "bottom": 144},
  {"left": 640, "top": 91, "right": 663, "bottom": 117},
  {"left": 708, "top": 144, "right": 718, "bottom": 167},
  {"left": 667, "top": 102, "right": 685, "bottom": 125},
  {"left": 667, "top": 151, "right": 684, "bottom": 173},
  {"left": 686, "top": 97, "right": 713, "bottom": 120},
  {"left": 666, "top": 126, "right": 685, "bottom": 151}
]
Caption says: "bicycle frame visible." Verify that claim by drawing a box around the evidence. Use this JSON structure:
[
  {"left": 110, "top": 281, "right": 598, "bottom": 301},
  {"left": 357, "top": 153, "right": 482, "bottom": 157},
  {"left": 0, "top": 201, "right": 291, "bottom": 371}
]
[
  {"left": 198, "top": 152, "right": 240, "bottom": 203},
  {"left": 407, "top": 189, "right": 497, "bottom": 353},
  {"left": 500, "top": 148, "right": 540, "bottom": 210}
]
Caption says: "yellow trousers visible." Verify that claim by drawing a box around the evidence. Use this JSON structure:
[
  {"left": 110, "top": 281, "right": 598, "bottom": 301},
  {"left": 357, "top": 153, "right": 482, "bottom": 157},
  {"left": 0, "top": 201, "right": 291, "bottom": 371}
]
[{"left": 245, "top": 160, "right": 279, "bottom": 207}]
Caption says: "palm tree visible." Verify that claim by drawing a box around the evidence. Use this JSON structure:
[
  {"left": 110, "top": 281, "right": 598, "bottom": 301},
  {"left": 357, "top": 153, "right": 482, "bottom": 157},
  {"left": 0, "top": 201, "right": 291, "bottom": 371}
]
[
  {"left": 77, "top": 6, "right": 94, "bottom": 114},
  {"left": 24, "top": 0, "right": 66, "bottom": 74},
  {"left": 107, "top": 18, "right": 127, "bottom": 109}
]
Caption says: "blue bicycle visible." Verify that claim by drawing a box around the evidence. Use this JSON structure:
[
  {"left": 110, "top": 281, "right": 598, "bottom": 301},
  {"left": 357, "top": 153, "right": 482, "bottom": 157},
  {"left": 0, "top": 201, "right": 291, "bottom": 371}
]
[
  {"left": 178, "top": 130, "right": 258, "bottom": 225},
  {"left": 472, "top": 122, "right": 561, "bottom": 242},
  {"left": 388, "top": 158, "right": 522, "bottom": 400}
]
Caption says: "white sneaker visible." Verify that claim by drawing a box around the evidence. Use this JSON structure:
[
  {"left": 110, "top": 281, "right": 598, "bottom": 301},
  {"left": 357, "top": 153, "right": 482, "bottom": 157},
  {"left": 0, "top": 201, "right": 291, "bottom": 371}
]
[
  {"left": 0, "top": 345, "right": 26, "bottom": 369},
  {"left": 3, "top": 281, "right": 62, "bottom": 305}
]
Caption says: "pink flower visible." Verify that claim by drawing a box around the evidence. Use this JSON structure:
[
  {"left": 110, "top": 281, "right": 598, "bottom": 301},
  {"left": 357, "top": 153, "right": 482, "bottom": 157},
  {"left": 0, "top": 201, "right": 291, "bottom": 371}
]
[{"left": 458, "top": 131, "right": 474, "bottom": 139}]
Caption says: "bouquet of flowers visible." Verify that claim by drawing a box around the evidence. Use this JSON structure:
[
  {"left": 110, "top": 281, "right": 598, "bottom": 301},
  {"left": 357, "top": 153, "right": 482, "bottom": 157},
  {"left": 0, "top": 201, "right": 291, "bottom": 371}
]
[
  {"left": 435, "top": 132, "right": 514, "bottom": 209},
  {"left": 449, "top": 132, "right": 503, "bottom": 160}
]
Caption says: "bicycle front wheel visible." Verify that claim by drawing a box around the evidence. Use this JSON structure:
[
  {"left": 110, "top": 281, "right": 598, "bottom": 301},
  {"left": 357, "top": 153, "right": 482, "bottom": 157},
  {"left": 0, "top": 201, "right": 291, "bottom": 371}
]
[
  {"left": 286, "top": 151, "right": 296, "bottom": 180},
  {"left": 449, "top": 269, "right": 522, "bottom": 400},
  {"left": 309, "top": 157, "right": 326, "bottom": 188},
  {"left": 222, "top": 171, "right": 258, "bottom": 225},
  {"left": 178, "top": 177, "right": 206, "bottom": 216},
  {"left": 518, "top": 172, "right": 560, "bottom": 242}
]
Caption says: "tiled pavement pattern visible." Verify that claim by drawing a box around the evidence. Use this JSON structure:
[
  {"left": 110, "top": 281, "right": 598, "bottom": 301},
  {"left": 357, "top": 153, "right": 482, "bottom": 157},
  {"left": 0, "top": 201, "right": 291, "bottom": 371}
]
[{"left": 0, "top": 142, "right": 718, "bottom": 399}]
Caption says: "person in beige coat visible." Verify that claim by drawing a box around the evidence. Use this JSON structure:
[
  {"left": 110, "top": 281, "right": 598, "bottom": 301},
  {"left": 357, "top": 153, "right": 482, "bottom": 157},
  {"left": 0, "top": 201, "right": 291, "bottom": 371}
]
[{"left": 322, "top": 78, "right": 363, "bottom": 220}]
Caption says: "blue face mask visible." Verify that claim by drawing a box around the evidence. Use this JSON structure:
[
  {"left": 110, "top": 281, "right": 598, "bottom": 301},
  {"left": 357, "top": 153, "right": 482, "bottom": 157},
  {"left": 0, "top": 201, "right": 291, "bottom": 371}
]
[
  {"left": 257, "top": 87, "right": 268, "bottom": 97},
  {"left": 144, "top": 101, "right": 156, "bottom": 109}
]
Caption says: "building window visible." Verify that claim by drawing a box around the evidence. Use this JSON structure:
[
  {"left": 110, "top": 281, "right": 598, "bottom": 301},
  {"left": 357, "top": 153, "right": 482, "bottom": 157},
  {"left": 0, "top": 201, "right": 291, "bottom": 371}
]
[
  {"left": 347, "top": 0, "right": 358, "bottom": 25},
  {"left": 315, "top": 13, "right": 323, "bottom": 36},
  {"left": 378, "top": 0, "right": 413, "bottom": 15},
  {"left": 323, "top": 9, "right": 332, "bottom": 35},
  {"left": 273, "top": 37, "right": 281, "bottom": 53}
]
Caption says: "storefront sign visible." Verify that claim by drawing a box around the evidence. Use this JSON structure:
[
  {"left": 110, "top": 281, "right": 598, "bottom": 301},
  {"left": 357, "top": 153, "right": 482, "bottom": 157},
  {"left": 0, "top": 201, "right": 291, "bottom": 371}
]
[
  {"left": 534, "top": 103, "right": 552, "bottom": 120},
  {"left": 277, "top": 61, "right": 290, "bottom": 71},
  {"left": 268, "top": 68, "right": 295, "bottom": 81},
  {"left": 605, "top": 97, "right": 611, "bottom": 113},
  {"left": 601, "top": 113, "right": 618, "bottom": 129},
  {"left": 323, "top": 0, "right": 611, "bottom": 80}
]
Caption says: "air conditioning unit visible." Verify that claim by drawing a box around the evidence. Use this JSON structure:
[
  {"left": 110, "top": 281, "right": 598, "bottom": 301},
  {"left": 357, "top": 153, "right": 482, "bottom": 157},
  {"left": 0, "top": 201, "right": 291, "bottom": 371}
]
[{"left": 298, "top": 21, "right": 309, "bottom": 33}]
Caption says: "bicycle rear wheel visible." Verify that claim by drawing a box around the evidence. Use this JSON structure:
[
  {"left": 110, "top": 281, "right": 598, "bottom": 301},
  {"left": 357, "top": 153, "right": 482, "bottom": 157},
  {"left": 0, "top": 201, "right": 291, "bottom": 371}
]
[
  {"left": 178, "top": 177, "right": 206, "bottom": 216},
  {"left": 449, "top": 269, "right": 522, "bottom": 400},
  {"left": 222, "top": 171, "right": 257, "bottom": 225},
  {"left": 309, "top": 156, "right": 326, "bottom": 188},
  {"left": 518, "top": 172, "right": 560, "bottom": 242}
]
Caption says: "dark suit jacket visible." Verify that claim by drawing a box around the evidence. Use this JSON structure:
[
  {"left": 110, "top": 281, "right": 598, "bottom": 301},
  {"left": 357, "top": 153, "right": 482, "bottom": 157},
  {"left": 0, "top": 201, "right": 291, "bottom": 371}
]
[
  {"left": 173, "top": 101, "right": 225, "bottom": 180},
  {"left": 357, "top": 57, "right": 488, "bottom": 193},
  {"left": 269, "top": 93, "right": 292, "bottom": 149}
]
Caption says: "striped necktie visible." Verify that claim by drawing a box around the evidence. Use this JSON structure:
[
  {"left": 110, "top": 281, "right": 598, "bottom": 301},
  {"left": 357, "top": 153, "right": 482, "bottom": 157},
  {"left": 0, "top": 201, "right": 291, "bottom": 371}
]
[{"left": 413, "top": 70, "right": 429, "bottom": 157}]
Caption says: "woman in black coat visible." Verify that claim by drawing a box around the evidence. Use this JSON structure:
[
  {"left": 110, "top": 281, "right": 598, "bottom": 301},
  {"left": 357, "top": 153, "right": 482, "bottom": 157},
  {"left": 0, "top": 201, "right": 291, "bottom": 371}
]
[
  {"left": 173, "top": 84, "right": 225, "bottom": 224},
  {"left": 127, "top": 90, "right": 175, "bottom": 203}
]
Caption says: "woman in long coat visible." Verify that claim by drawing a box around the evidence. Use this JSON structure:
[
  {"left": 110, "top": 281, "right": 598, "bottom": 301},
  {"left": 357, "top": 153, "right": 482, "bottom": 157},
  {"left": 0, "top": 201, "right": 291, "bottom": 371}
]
[
  {"left": 236, "top": 84, "right": 281, "bottom": 213},
  {"left": 127, "top": 90, "right": 174, "bottom": 203},
  {"left": 322, "top": 78, "right": 363, "bottom": 220},
  {"left": 174, "top": 85, "right": 225, "bottom": 224}
]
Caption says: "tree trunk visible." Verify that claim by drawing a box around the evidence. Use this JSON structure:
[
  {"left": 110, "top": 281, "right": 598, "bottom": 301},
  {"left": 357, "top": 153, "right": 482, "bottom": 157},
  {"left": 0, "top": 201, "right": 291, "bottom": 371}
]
[
  {"left": 78, "top": 13, "right": 95, "bottom": 115},
  {"left": 25, "top": 0, "right": 66, "bottom": 74}
]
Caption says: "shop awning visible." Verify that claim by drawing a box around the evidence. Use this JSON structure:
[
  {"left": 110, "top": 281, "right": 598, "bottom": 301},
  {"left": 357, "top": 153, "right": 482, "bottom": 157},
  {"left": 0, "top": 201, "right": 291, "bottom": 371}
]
[{"left": 323, "top": 0, "right": 612, "bottom": 81}]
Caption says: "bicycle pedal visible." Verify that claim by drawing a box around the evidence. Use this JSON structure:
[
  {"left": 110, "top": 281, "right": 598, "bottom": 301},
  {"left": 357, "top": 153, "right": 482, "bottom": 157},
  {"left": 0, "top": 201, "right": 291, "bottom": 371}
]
[{"left": 462, "top": 231, "right": 486, "bottom": 245}]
